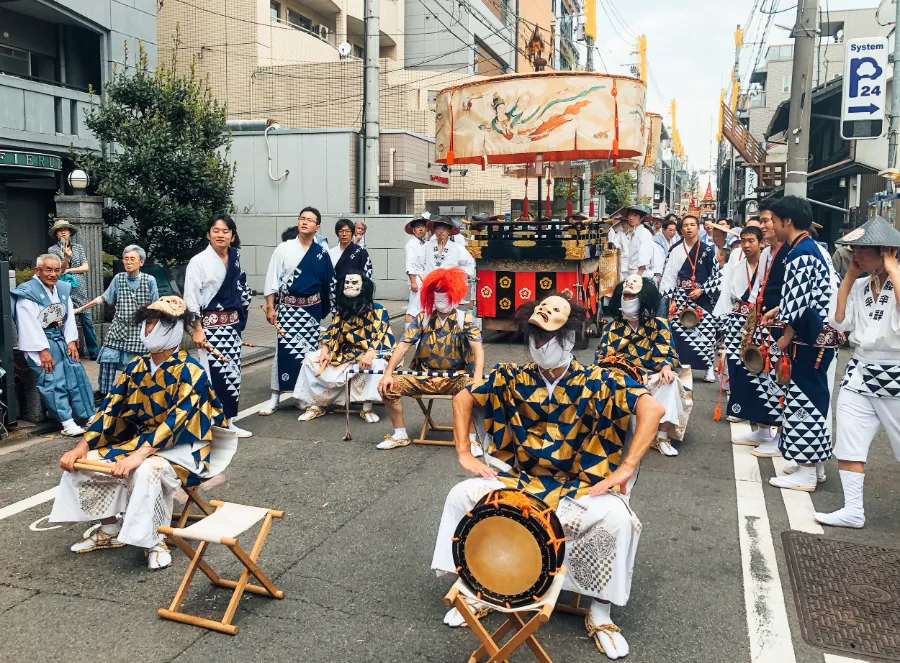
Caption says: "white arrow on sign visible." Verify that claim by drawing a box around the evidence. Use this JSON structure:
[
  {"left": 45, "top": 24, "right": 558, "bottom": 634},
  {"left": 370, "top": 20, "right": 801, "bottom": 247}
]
[{"left": 841, "top": 36, "right": 890, "bottom": 140}]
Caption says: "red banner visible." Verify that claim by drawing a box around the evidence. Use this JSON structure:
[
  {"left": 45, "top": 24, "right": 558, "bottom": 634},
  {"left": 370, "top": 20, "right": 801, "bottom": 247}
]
[
  {"left": 556, "top": 272, "right": 578, "bottom": 302},
  {"left": 514, "top": 272, "right": 537, "bottom": 310},
  {"left": 477, "top": 269, "right": 496, "bottom": 318}
]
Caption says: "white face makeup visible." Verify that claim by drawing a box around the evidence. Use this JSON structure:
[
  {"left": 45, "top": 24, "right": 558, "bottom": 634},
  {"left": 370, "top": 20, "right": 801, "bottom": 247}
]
[
  {"left": 529, "top": 295, "right": 571, "bottom": 331},
  {"left": 343, "top": 274, "right": 363, "bottom": 298},
  {"left": 623, "top": 274, "right": 643, "bottom": 296}
]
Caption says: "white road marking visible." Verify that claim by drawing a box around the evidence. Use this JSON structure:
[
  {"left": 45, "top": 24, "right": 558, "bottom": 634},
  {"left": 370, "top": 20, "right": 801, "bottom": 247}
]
[
  {"left": 0, "top": 434, "right": 61, "bottom": 457},
  {"left": 771, "top": 457, "right": 824, "bottom": 535},
  {"left": 0, "top": 395, "right": 278, "bottom": 522},
  {"left": 732, "top": 426, "right": 797, "bottom": 663},
  {"left": 0, "top": 488, "right": 58, "bottom": 522}
]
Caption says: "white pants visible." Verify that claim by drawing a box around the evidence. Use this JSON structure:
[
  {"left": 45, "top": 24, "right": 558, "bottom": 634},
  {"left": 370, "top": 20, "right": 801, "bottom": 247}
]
[
  {"left": 834, "top": 388, "right": 900, "bottom": 462},
  {"left": 431, "top": 478, "right": 642, "bottom": 606},
  {"left": 293, "top": 355, "right": 386, "bottom": 408},
  {"left": 49, "top": 455, "right": 180, "bottom": 549},
  {"left": 647, "top": 377, "right": 692, "bottom": 441}
]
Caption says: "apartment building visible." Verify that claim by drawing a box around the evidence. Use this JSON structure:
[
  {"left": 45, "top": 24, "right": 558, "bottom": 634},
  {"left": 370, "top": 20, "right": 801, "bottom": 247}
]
[
  {"left": 554, "top": 0, "right": 581, "bottom": 71},
  {"left": 0, "top": 0, "right": 156, "bottom": 266}
]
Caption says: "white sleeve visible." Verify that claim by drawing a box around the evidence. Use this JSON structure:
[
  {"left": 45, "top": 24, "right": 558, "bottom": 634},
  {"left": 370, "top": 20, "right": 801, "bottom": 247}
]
[
  {"left": 264, "top": 244, "right": 283, "bottom": 296},
  {"left": 659, "top": 246, "right": 683, "bottom": 296},
  {"left": 405, "top": 242, "right": 420, "bottom": 274},
  {"left": 15, "top": 299, "right": 49, "bottom": 352},
  {"left": 713, "top": 263, "right": 735, "bottom": 317},
  {"left": 457, "top": 245, "right": 476, "bottom": 277},
  {"left": 64, "top": 297, "right": 78, "bottom": 343},
  {"left": 635, "top": 230, "right": 654, "bottom": 270},
  {"left": 830, "top": 278, "right": 862, "bottom": 334},
  {"left": 183, "top": 258, "right": 205, "bottom": 315},
  {"left": 411, "top": 242, "right": 426, "bottom": 276}
]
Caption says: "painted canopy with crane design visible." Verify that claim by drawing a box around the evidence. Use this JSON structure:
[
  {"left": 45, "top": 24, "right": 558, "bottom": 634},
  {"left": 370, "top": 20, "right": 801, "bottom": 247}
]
[{"left": 434, "top": 72, "right": 648, "bottom": 166}]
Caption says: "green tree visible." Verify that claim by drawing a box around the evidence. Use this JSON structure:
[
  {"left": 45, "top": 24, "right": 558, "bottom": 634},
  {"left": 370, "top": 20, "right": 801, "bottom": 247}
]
[
  {"left": 76, "top": 40, "right": 235, "bottom": 266},
  {"left": 592, "top": 169, "right": 634, "bottom": 215}
]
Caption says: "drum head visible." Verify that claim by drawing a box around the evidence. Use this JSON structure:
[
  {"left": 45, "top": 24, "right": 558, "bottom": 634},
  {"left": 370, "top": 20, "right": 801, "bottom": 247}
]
[{"left": 464, "top": 516, "right": 543, "bottom": 596}]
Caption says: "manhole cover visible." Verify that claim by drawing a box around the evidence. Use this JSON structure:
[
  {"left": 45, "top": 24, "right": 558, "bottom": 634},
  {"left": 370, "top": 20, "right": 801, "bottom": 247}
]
[{"left": 783, "top": 531, "right": 900, "bottom": 661}]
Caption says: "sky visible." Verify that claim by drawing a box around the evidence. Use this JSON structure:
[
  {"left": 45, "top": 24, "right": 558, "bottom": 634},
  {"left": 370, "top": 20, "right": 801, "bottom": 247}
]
[{"left": 591, "top": 0, "right": 889, "bottom": 192}]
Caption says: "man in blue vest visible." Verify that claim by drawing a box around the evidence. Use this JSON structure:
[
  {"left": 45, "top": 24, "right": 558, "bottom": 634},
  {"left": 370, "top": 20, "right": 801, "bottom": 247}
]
[{"left": 12, "top": 253, "right": 95, "bottom": 435}]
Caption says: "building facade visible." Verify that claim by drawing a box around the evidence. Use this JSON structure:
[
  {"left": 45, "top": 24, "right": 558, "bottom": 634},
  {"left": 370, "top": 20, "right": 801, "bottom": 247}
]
[{"left": 0, "top": 0, "right": 156, "bottom": 267}]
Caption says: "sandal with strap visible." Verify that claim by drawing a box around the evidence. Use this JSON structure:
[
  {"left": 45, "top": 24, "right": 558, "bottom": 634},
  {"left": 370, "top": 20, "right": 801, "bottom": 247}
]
[
  {"left": 652, "top": 437, "right": 679, "bottom": 457},
  {"left": 359, "top": 409, "right": 380, "bottom": 423},
  {"left": 298, "top": 405, "right": 327, "bottom": 422},
  {"left": 584, "top": 612, "right": 622, "bottom": 652},
  {"left": 70, "top": 525, "right": 125, "bottom": 554},
  {"left": 145, "top": 542, "right": 172, "bottom": 570}
]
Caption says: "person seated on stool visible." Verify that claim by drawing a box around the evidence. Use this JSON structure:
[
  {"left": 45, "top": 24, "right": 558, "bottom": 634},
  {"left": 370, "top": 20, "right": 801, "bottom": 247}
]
[
  {"left": 596, "top": 275, "right": 692, "bottom": 457},
  {"left": 377, "top": 267, "right": 484, "bottom": 451},
  {"left": 49, "top": 296, "right": 228, "bottom": 570},
  {"left": 294, "top": 272, "right": 394, "bottom": 422},
  {"left": 432, "top": 295, "right": 664, "bottom": 660}
]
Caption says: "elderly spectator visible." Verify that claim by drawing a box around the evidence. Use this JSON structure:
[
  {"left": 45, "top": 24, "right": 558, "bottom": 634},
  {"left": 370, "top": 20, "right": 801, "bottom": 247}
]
[
  {"left": 48, "top": 219, "right": 99, "bottom": 360},
  {"left": 354, "top": 221, "right": 368, "bottom": 249},
  {"left": 832, "top": 243, "right": 855, "bottom": 280},
  {"left": 12, "top": 254, "right": 95, "bottom": 435},
  {"left": 662, "top": 216, "right": 679, "bottom": 248},
  {"left": 76, "top": 245, "right": 159, "bottom": 397}
]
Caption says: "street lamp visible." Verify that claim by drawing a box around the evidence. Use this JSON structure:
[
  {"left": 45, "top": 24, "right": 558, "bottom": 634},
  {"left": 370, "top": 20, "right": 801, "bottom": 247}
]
[{"left": 68, "top": 168, "right": 89, "bottom": 196}]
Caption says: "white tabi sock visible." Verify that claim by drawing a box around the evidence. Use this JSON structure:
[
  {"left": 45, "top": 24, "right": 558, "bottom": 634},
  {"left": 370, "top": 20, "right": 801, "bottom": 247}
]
[
  {"left": 266, "top": 394, "right": 280, "bottom": 409},
  {"left": 657, "top": 431, "right": 669, "bottom": 439},
  {"left": 61, "top": 419, "right": 76, "bottom": 430},
  {"left": 815, "top": 471, "right": 865, "bottom": 528},
  {"left": 393, "top": 427, "right": 408, "bottom": 439},
  {"left": 588, "top": 600, "right": 629, "bottom": 660},
  {"left": 362, "top": 402, "right": 373, "bottom": 411},
  {"left": 100, "top": 522, "right": 121, "bottom": 534}
]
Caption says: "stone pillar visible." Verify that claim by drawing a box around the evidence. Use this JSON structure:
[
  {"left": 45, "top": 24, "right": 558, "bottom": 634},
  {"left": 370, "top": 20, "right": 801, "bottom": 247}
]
[{"left": 54, "top": 195, "right": 103, "bottom": 302}]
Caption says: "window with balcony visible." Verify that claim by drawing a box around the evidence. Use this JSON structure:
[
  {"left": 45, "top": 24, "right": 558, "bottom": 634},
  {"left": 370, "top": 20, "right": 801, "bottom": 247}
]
[
  {"left": 287, "top": 9, "right": 312, "bottom": 31},
  {"left": 486, "top": 0, "right": 510, "bottom": 25},
  {"left": 270, "top": 1, "right": 281, "bottom": 20},
  {"left": 475, "top": 38, "right": 506, "bottom": 75}
]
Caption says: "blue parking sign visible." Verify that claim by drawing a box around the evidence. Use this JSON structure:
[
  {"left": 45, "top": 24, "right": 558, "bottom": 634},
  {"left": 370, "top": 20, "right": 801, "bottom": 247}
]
[{"left": 841, "top": 37, "right": 889, "bottom": 140}]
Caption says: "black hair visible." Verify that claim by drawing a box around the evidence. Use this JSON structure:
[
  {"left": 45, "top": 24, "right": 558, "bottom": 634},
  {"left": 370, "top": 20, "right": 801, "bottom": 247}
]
[
  {"left": 769, "top": 195, "right": 812, "bottom": 231},
  {"left": 662, "top": 219, "right": 677, "bottom": 231},
  {"left": 134, "top": 304, "right": 197, "bottom": 329},
  {"left": 758, "top": 199, "right": 773, "bottom": 212},
  {"left": 514, "top": 292, "right": 587, "bottom": 348},
  {"left": 740, "top": 226, "right": 763, "bottom": 242},
  {"left": 300, "top": 206, "right": 322, "bottom": 225},
  {"left": 208, "top": 213, "right": 240, "bottom": 249},
  {"left": 607, "top": 278, "right": 661, "bottom": 323},
  {"left": 747, "top": 215, "right": 760, "bottom": 223},
  {"left": 335, "top": 218, "right": 355, "bottom": 235},
  {"left": 665, "top": 213, "right": 679, "bottom": 223},
  {"left": 281, "top": 226, "right": 299, "bottom": 242},
  {"left": 678, "top": 215, "right": 699, "bottom": 234},
  {"left": 335, "top": 272, "right": 375, "bottom": 318},
  {"left": 717, "top": 217, "right": 731, "bottom": 226},
  {"left": 432, "top": 215, "right": 454, "bottom": 229}
]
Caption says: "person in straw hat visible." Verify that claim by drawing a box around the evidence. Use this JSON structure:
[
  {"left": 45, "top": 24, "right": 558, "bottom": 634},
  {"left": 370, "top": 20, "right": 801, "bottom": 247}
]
[
  {"left": 403, "top": 214, "right": 430, "bottom": 323},
  {"left": 47, "top": 219, "right": 99, "bottom": 360},
  {"left": 812, "top": 217, "right": 900, "bottom": 527},
  {"left": 49, "top": 296, "right": 234, "bottom": 570}
]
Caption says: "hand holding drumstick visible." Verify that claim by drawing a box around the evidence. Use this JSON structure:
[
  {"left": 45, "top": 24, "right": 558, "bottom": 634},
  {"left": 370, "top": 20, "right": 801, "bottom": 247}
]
[{"left": 261, "top": 304, "right": 286, "bottom": 337}]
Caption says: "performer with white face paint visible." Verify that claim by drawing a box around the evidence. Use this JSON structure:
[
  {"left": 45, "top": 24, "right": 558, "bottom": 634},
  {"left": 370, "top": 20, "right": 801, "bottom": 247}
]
[
  {"left": 48, "top": 297, "right": 231, "bottom": 571},
  {"left": 433, "top": 295, "right": 664, "bottom": 660},
  {"left": 184, "top": 214, "right": 252, "bottom": 437},
  {"left": 815, "top": 217, "right": 900, "bottom": 528},
  {"left": 294, "top": 272, "right": 394, "bottom": 422},
  {"left": 596, "top": 275, "right": 692, "bottom": 457}
]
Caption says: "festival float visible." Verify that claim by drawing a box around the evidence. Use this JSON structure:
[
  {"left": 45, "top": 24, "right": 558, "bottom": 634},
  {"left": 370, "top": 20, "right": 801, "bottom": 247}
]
[{"left": 432, "top": 71, "right": 651, "bottom": 344}]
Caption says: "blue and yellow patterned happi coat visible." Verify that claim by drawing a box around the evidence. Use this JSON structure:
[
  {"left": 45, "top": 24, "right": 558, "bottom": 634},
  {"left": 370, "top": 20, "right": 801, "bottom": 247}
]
[
  {"left": 321, "top": 302, "right": 395, "bottom": 365},
  {"left": 404, "top": 310, "right": 482, "bottom": 374},
  {"left": 85, "top": 351, "right": 225, "bottom": 487},
  {"left": 594, "top": 317, "right": 681, "bottom": 381},
  {"left": 469, "top": 360, "right": 648, "bottom": 507}
]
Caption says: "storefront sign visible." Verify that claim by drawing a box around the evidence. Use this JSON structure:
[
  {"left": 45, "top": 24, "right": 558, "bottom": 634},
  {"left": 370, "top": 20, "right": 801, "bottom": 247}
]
[
  {"left": 0, "top": 151, "right": 62, "bottom": 171},
  {"left": 430, "top": 174, "right": 449, "bottom": 184}
]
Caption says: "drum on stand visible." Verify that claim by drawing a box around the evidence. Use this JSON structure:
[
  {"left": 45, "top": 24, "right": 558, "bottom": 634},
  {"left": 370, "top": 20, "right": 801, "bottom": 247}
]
[{"left": 452, "top": 489, "right": 566, "bottom": 608}]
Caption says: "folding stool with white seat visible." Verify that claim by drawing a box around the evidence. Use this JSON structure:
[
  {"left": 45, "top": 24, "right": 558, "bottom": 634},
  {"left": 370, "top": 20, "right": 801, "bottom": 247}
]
[{"left": 157, "top": 500, "right": 284, "bottom": 634}]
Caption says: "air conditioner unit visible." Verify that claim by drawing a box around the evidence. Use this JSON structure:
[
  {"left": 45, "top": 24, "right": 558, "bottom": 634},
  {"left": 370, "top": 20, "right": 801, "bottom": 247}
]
[{"left": 319, "top": 25, "right": 329, "bottom": 40}]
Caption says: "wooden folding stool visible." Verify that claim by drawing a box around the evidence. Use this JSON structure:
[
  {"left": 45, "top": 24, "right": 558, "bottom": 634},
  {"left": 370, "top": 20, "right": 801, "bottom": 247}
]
[
  {"left": 413, "top": 394, "right": 455, "bottom": 446},
  {"left": 157, "top": 500, "right": 285, "bottom": 635},
  {"left": 171, "top": 485, "right": 216, "bottom": 528},
  {"left": 444, "top": 566, "right": 584, "bottom": 663}
]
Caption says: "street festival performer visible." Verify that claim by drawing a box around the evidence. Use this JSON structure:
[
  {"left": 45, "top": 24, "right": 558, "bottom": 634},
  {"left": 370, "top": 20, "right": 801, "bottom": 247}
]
[
  {"left": 432, "top": 294, "right": 664, "bottom": 660},
  {"left": 763, "top": 196, "right": 842, "bottom": 492},
  {"left": 12, "top": 253, "right": 95, "bottom": 436},
  {"left": 815, "top": 217, "right": 900, "bottom": 527},
  {"left": 404, "top": 214, "right": 429, "bottom": 323},
  {"left": 413, "top": 215, "right": 476, "bottom": 285},
  {"left": 184, "top": 214, "right": 253, "bottom": 438},
  {"left": 261, "top": 207, "right": 334, "bottom": 415},
  {"left": 294, "top": 272, "right": 394, "bottom": 423},
  {"left": 48, "top": 297, "right": 234, "bottom": 571},
  {"left": 377, "top": 267, "right": 484, "bottom": 451},
  {"left": 713, "top": 226, "right": 768, "bottom": 426},
  {"left": 596, "top": 275, "right": 691, "bottom": 457},
  {"left": 659, "top": 215, "right": 719, "bottom": 384},
  {"left": 329, "top": 218, "right": 373, "bottom": 283}
]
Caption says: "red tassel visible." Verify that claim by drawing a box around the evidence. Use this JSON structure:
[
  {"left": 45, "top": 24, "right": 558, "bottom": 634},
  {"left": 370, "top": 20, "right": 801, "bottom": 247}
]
[
  {"left": 713, "top": 351, "right": 724, "bottom": 421},
  {"left": 523, "top": 166, "right": 529, "bottom": 218},
  {"left": 589, "top": 185, "right": 595, "bottom": 217},
  {"left": 546, "top": 170, "right": 552, "bottom": 217}
]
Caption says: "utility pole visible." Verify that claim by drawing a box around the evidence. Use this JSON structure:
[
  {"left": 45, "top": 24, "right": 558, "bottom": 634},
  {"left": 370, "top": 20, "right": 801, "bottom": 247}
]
[
  {"left": 728, "top": 24, "right": 742, "bottom": 219},
  {"left": 784, "top": 0, "right": 819, "bottom": 197},
  {"left": 363, "top": 0, "right": 380, "bottom": 214},
  {"left": 887, "top": 0, "right": 900, "bottom": 188}
]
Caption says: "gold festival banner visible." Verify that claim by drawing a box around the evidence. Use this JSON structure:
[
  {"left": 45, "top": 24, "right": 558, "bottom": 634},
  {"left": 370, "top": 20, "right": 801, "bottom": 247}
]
[
  {"left": 434, "top": 72, "right": 648, "bottom": 166},
  {"left": 644, "top": 112, "right": 662, "bottom": 168}
]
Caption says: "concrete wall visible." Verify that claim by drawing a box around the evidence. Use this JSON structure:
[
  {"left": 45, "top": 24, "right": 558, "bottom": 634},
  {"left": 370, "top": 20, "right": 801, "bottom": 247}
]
[
  {"left": 235, "top": 213, "right": 412, "bottom": 299},
  {"left": 55, "top": 0, "right": 159, "bottom": 70}
]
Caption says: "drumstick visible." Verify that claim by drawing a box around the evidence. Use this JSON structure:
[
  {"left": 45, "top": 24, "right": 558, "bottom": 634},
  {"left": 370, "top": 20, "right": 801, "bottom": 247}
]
[
  {"left": 200, "top": 342, "right": 229, "bottom": 363},
  {"left": 242, "top": 341, "right": 257, "bottom": 348},
  {"left": 73, "top": 460, "right": 114, "bottom": 474},
  {"left": 260, "top": 304, "right": 286, "bottom": 337}
]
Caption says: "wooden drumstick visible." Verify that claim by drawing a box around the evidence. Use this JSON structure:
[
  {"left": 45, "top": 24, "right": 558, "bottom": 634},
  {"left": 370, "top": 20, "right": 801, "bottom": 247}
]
[
  {"left": 73, "top": 460, "right": 114, "bottom": 474},
  {"left": 260, "top": 304, "right": 286, "bottom": 337},
  {"left": 202, "top": 343, "right": 229, "bottom": 363},
  {"left": 242, "top": 341, "right": 257, "bottom": 348}
]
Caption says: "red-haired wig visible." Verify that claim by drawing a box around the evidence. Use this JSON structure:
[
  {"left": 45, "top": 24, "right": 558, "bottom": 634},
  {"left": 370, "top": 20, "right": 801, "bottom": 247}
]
[{"left": 420, "top": 267, "right": 468, "bottom": 315}]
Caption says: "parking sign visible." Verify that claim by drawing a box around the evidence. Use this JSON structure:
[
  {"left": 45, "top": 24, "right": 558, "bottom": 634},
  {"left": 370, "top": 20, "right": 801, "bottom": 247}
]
[{"left": 841, "top": 36, "right": 889, "bottom": 140}]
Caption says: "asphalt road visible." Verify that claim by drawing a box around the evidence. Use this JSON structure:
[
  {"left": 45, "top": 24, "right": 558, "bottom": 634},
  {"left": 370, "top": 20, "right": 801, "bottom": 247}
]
[{"left": 0, "top": 323, "right": 897, "bottom": 663}]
